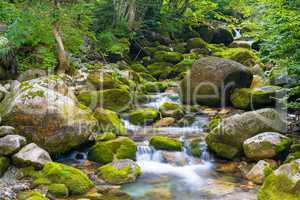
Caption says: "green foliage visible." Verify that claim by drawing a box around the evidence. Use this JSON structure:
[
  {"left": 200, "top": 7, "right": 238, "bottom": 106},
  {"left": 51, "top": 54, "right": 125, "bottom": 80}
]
[{"left": 0, "top": 1, "right": 19, "bottom": 24}]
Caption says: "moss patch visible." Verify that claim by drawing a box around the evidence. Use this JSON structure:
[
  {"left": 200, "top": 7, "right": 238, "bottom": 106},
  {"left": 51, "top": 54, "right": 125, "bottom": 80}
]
[
  {"left": 129, "top": 108, "right": 159, "bottom": 125},
  {"left": 150, "top": 136, "right": 182, "bottom": 151},
  {"left": 159, "top": 102, "right": 184, "bottom": 119},
  {"left": 0, "top": 156, "right": 9, "bottom": 177},
  {"left": 96, "top": 132, "right": 116, "bottom": 142},
  {"left": 17, "top": 191, "right": 48, "bottom": 200},
  {"left": 47, "top": 183, "right": 69, "bottom": 198},
  {"left": 153, "top": 51, "right": 183, "bottom": 64}
]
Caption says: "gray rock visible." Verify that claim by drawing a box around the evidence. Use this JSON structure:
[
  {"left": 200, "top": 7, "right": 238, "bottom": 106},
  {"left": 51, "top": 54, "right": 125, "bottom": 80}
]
[
  {"left": 205, "top": 108, "right": 287, "bottom": 159},
  {"left": 0, "top": 135, "right": 26, "bottom": 155},
  {"left": 180, "top": 57, "right": 253, "bottom": 106},
  {"left": 246, "top": 160, "right": 272, "bottom": 184},
  {"left": 12, "top": 143, "right": 52, "bottom": 169},
  {"left": 243, "top": 132, "right": 292, "bottom": 160},
  {"left": 0, "top": 76, "right": 98, "bottom": 154},
  {"left": 0, "top": 126, "right": 15, "bottom": 137}
]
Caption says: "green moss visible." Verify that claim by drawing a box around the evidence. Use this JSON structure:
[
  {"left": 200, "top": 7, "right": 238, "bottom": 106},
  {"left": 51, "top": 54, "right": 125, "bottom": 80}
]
[
  {"left": 258, "top": 172, "right": 300, "bottom": 200},
  {"left": 263, "top": 166, "right": 274, "bottom": 177},
  {"left": 88, "top": 137, "right": 137, "bottom": 164},
  {"left": 94, "top": 108, "right": 126, "bottom": 136},
  {"left": 17, "top": 191, "right": 49, "bottom": 200},
  {"left": 138, "top": 72, "right": 157, "bottom": 82},
  {"left": 153, "top": 51, "right": 183, "bottom": 64},
  {"left": 276, "top": 138, "right": 292, "bottom": 153},
  {"left": 47, "top": 183, "right": 69, "bottom": 198},
  {"left": 129, "top": 108, "right": 159, "bottom": 125},
  {"left": 147, "top": 62, "right": 174, "bottom": 80},
  {"left": 214, "top": 47, "right": 258, "bottom": 66},
  {"left": 186, "top": 38, "right": 207, "bottom": 51},
  {"left": 285, "top": 152, "right": 300, "bottom": 164},
  {"left": 150, "top": 136, "right": 183, "bottom": 151},
  {"left": 77, "top": 88, "right": 131, "bottom": 112},
  {"left": 87, "top": 72, "right": 121, "bottom": 90},
  {"left": 203, "top": 116, "right": 221, "bottom": 132},
  {"left": 32, "top": 177, "right": 52, "bottom": 187},
  {"left": 42, "top": 162, "right": 93, "bottom": 195},
  {"left": 97, "top": 163, "right": 141, "bottom": 185},
  {"left": 0, "top": 156, "right": 9, "bottom": 177},
  {"left": 130, "top": 63, "right": 148, "bottom": 73},
  {"left": 159, "top": 102, "right": 184, "bottom": 119},
  {"left": 141, "top": 82, "right": 169, "bottom": 93},
  {"left": 174, "top": 59, "right": 194, "bottom": 74},
  {"left": 190, "top": 139, "right": 201, "bottom": 157},
  {"left": 96, "top": 132, "right": 116, "bottom": 141}
]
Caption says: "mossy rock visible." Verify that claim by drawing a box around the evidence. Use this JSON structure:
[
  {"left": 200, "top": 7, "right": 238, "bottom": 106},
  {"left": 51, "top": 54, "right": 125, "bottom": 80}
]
[
  {"left": 203, "top": 116, "right": 221, "bottom": 132},
  {"left": 211, "top": 28, "right": 234, "bottom": 46},
  {"left": 150, "top": 136, "right": 182, "bottom": 151},
  {"left": 153, "top": 51, "right": 183, "bottom": 64},
  {"left": 147, "top": 62, "right": 174, "bottom": 80},
  {"left": 230, "top": 86, "right": 283, "bottom": 110},
  {"left": 47, "top": 183, "right": 69, "bottom": 198},
  {"left": 0, "top": 156, "right": 9, "bottom": 177},
  {"left": 129, "top": 108, "right": 159, "bottom": 125},
  {"left": 190, "top": 138, "right": 202, "bottom": 157},
  {"left": 257, "top": 159, "right": 300, "bottom": 200},
  {"left": 87, "top": 72, "right": 122, "bottom": 90},
  {"left": 159, "top": 102, "right": 184, "bottom": 119},
  {"left": 96, "top": 132, "right": 116, "bottom": 142},
  {"left": 77, "top": 88, "right": 131, "bottom": 112},
  {"left": 285, "top": 152, "right": 300, "bottom": 164},
  {"left": 88, "top": 137, "right": 137, "bottom": 164},
  {"left": 17, "top": 191, "right": 49, "bottom": 200},
  {"left": 214, "top": 47, "right": 258, "bottom": 66},
  {"left": 186, "top": 38, "right": 207, "bottom": 51},
  {"left": 97, "top": 159, "right": 141, "bottom": 185},
  {"left": 174, "top": 59, "right": 195, "bottom": 75},
  {"left": 129, "top": 63, "right": 148, "bottom": 73},
  {"left": 41, "top": 162, "right": 94, "bottom": 195},
  {"left": 141, "top": 82, "right": 169, "bottom": 93},
  {"left": 94, "top": 108, "right": 126, "bottom": 136}
]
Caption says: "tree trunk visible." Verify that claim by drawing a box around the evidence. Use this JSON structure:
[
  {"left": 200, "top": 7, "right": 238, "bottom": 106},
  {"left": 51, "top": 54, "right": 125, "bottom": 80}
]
[
  {"left": 53, "top": 0, "right": 69, "bottom": 74},
  {"left": 127, "top": 0, "right": 136, "bottom": 31}
]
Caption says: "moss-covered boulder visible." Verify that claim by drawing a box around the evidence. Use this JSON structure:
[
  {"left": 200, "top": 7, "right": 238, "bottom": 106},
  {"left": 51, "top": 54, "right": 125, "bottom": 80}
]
[
  {"left": 97, "top": 159, "right": 141, "bottom": 185},
  {"left": 129, "top": 108, "right": 159, "bottom": 125},
  {"left": 230, "top": 86, "right": 284, "bottom": 110},
  {"left": 153, "top": 51, "right": 183, "bottom": 64},
  {"left": 214, "top": 48, "right": 258, "bottom": 66},
  {"left": 150, "top": 135, "right": 182, "bottom": 151},
  {"left": 41, "top": 162, "right": 93, "bottom": 195},
  {"left": 94, "top": 108, "right": 126, "bottom": 136},
  {"left": 206, "top": 108, "right": 287, "bottom": 159},
  {"left": 159, "top": 102, "right": 184, "bottom": 119},
  {"left": 193, "top": 23, "right": 215, "bottom": 42},
  {"left": 180, "top": 57, "right": 253, "bottom": 106},
  {"left": 87, "top": 71, "right": 123, "bottom": 90},
  {"left": 17, "top": 191, "right": 49, "bottom": 200},
  {"left": 0, "top": 156, "right": 9, "bottom": 176},
  {"left": 211, "top": 28, "right": 234, "bottom": 46},
  {"left": 203, "top": 116, "right": 222, "bottom": 132},
  {"left": 0, "top": 76, "right": 98, "bottom": 154},
  {"left": 78, "top": 88, "right": 131, "bottom": 112},
  {"left": 96, "top": 132, "right": 116, "bottom": 142},
  {"left": 129, "top": 63, "right": 148, "bottom": 73},
  {"left": 174, "top": 59, "right": 195, "bottom": 75},
  {"left": 47, "top": 183, "right": 69, "bottom": 198},
  {"left": 258, "top": 159, "right": 300, "bottom": 200},
  {"left": 186, "top": 38, "right": 207, "bottom": 51},
  {"left": 243, "top": 132, "right": 292, "bottom": 160},
  {"left": 141, "top": 82, "right": 169, "bottom": 93},
  {"left": 88, "top": 137, "right": 137, "bottom": 164},
  {"left": 147, "top": 62, "right": 174, "bottom": 80}
]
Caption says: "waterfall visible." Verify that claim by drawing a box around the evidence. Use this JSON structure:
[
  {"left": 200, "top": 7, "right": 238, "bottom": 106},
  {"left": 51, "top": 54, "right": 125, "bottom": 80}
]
[{"left": 234, "top": 29, "right": 242, "bottom": 39}]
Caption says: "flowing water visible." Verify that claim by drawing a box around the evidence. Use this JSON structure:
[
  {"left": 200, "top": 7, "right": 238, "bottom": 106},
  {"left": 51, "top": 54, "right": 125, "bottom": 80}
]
[{"left": 57, "top": 88, "right": 258, "bottom": 199}]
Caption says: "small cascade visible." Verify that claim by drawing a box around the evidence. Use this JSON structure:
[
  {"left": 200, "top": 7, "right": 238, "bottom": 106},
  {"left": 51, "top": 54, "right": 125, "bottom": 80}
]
[
  {"left": 200, "top": 142, "right": 214, "bottom": 162},
  {"left": 136, "top": 141, "right": 163, "bottom": 162},
  {"left": 142, "top": 92, "right": 180, "bottom": 109},
  {"left": 234, "top": 28, "right": 242, "bottom": 39}
]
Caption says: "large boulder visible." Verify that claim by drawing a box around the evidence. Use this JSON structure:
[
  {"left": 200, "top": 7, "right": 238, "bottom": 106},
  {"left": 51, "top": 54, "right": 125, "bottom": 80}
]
[
  {"left": 0, "top": 135, "right": 26, "bottom": 155},
  {"left": 205, "top": 108, "right": 287, "bottom": 159},
  {"left": 97, "top": 159, "right": 141, "bottom": 185},
  {"left": 12, "top": 143, "right": 52, "bottom": 169},
  {"left": 258, "top": 159, "right": 300, "bottom": 200},
  {"left": 243, "top": 132, "right": 292, "bottom": 160},
  {"left": 211, "top": 28, "right": 234, "bottom": 46},
  {"left": 180, "top": 57, "right": 253, "bottom": 106},
  {"left": 0, "top": 76, "right": 98, "bottom": 154}
]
